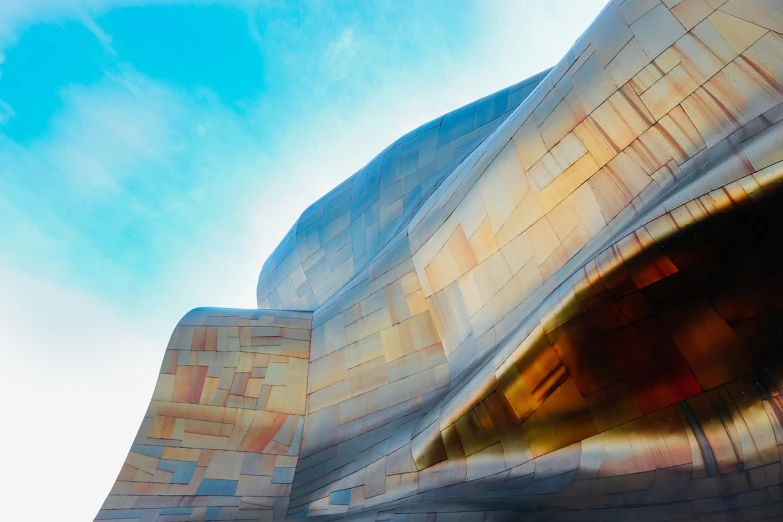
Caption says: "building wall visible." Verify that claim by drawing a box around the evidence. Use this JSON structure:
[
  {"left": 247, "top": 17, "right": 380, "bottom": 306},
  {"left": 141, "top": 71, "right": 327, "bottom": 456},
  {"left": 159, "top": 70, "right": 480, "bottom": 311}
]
[{"left": 96, "top": 1, "right": 783, "bottom": 520}]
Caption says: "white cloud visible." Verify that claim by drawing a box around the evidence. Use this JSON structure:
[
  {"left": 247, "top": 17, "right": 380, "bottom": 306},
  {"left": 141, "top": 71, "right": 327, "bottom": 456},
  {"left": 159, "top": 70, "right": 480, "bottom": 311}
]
[
  {"left": 479, "top": 0, "right": 609, "bottom": 82},
  {"left": 0, "top": 263, "right": 164, "bottom": 522}
]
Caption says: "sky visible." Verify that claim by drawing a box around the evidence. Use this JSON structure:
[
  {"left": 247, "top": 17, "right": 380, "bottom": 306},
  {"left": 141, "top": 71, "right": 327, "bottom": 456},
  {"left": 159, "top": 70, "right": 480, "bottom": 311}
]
[{"left": 0, "top": 1, "right": 608, "bottom": 519}]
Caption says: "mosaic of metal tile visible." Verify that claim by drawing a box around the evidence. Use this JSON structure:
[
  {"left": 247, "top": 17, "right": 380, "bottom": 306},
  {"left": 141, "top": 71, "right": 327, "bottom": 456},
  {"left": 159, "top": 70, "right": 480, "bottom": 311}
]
[{"left": 96, "top": 1, "right": 783, "bottom": 520}]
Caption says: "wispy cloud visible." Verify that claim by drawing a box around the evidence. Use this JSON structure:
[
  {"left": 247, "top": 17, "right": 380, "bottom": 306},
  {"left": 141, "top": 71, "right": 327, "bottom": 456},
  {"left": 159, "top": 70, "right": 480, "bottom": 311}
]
[
  {"left": 0, "top": 98, "right": 13, "bottom": 123},
  {"left": 0, "top": 0, "right": 112, "bottom": 49},
  {"left": 324, "top": 27, "right": 359, "bottom": 80},
  {"left": 0, "top": 65, "right": 270, "bottom": 306},
  {"left": 43, "top": 71, "right": 172, "bottom": 191},
  {"left": 0, "top": 0, "right": 247, "bottom": 76},
  {"left": 76, "top": 9, "right": 117, "bottom": 55}
]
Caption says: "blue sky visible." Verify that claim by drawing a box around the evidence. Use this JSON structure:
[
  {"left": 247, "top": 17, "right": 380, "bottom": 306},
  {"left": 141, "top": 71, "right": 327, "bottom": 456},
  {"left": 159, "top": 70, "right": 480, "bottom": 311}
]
[{"left": 0, "top": 1, "right": 607, "bottom": 519}]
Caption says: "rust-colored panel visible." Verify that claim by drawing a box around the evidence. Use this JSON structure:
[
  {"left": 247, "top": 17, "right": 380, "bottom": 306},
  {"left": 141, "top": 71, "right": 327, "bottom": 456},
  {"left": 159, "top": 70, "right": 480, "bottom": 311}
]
[
  {"left": 585, "top": 381, "right": 643, "bottom": 433},
  {"left": 549, "top": 317, "right": 622, "bottom": 396},
  {"left": 661, "top": 299, "right": 753, "bottom": 389},
  {"left": 583, "top": 300, "right": 628, "bottom": 333},
  {"left": 621, "top": 235, "right": 680, "bottom": 289},
  {"left": 190, "top": 365, "right": 209, "bottom": 404},
  {"left": 238, "top": 412, "right": 289, "bottom": 453},
  {"left": 615, "top": 291, "right": 656, "bottom": 322},
  {"left": 514, "top": 333, "right": 566, "bottom": 402},
  {"left": 172, "top": 365, "right": 192, "bottom": 404},
  {"left": 605, "top": 317, "right": 702, "bottom": 414},
  {"left": 205, "top": 326, "right": 218, "bottom": 351},
  {"left": 596, "top": 246, "right": 639, "bottom": 299},
  {"left": 191, "top": 326, "right": 207, "bottom": 351}
]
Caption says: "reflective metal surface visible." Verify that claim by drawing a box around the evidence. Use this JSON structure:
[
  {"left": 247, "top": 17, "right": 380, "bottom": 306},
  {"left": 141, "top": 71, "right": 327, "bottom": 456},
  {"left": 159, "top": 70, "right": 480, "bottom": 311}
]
[{"left": 96, "top": 1, "right": 783, "bottom": 520}]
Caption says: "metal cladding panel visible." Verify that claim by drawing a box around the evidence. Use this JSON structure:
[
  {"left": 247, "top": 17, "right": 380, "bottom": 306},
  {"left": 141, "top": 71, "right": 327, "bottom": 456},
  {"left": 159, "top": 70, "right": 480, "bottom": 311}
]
[{"left": 256, "top": 70, "right": 550, "bottom": 312}]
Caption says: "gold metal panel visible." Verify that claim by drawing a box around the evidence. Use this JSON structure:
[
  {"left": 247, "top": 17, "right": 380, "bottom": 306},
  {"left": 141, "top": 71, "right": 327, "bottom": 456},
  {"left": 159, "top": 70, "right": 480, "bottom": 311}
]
[
  {"left": 523, "top": 378, "right": 598, "bottom": 457},
  {"left": 598, "top": 406, "right": 692, "bottom": 476}
]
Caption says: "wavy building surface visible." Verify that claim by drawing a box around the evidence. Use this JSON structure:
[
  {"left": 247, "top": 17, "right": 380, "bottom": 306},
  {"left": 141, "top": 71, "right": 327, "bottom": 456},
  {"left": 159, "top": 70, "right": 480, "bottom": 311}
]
[{"left": 96, "top": 1, "right": 783, "bottom": 520}]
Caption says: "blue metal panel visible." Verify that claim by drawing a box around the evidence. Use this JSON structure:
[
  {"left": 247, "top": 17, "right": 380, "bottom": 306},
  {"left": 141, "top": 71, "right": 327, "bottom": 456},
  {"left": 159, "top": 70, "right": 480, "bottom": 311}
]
[
  {"left": 172, "top": 461, "right": 197, "bottom": 484},
  {"left": 195, "top": 478, "right": 238, "bottom": 496},
  {"left": 95, "top": 510, "right": 145, "bottom": 519},
  {"left": 271, "top": 466, "right": 296, "bottom": 484},
  {"left": 130, "top": 444, "right": 164, "bottom": 458},
  {"left": 438, "top": 103, "right": 476, "bottom": 146},
  {"left": 329, "top": 489, "right": 351, "bottom": 505}
]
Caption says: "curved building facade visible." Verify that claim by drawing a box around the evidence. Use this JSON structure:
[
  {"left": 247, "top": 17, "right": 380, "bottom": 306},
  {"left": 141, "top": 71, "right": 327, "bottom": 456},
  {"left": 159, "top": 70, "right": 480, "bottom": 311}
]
[{"left": 96, "top": 1, "right": 783, "bottom": 520}]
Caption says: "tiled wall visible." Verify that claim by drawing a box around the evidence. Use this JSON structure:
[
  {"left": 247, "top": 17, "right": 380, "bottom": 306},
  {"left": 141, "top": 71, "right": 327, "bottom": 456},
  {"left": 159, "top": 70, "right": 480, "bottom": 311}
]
[
  {"left": 97, "top": 309, "right": 312, "bottom": 520},
  {"left": 97, "top": 1, "right": 783, "bottom": 520},
  {"left": 256, "top": 72, "right": 550, "bottom": 312}
]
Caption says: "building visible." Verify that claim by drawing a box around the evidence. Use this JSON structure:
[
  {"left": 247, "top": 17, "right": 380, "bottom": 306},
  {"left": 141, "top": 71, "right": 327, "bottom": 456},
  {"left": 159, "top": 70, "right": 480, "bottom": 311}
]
[{"left": 96, "top": 1, "right": 783, "bottom": 520}]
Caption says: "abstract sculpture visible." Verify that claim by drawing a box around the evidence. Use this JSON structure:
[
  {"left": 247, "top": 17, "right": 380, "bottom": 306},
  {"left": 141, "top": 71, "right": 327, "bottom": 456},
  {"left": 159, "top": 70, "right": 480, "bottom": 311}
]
[{"left": 96, "top": 1, "right": 783, "bottom": 520}]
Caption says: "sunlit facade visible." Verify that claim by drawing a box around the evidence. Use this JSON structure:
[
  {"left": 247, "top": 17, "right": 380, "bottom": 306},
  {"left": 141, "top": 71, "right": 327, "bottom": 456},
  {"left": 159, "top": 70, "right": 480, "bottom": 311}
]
[{"left": 96, "top": 1, "right": 783, "bottom": 520}]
